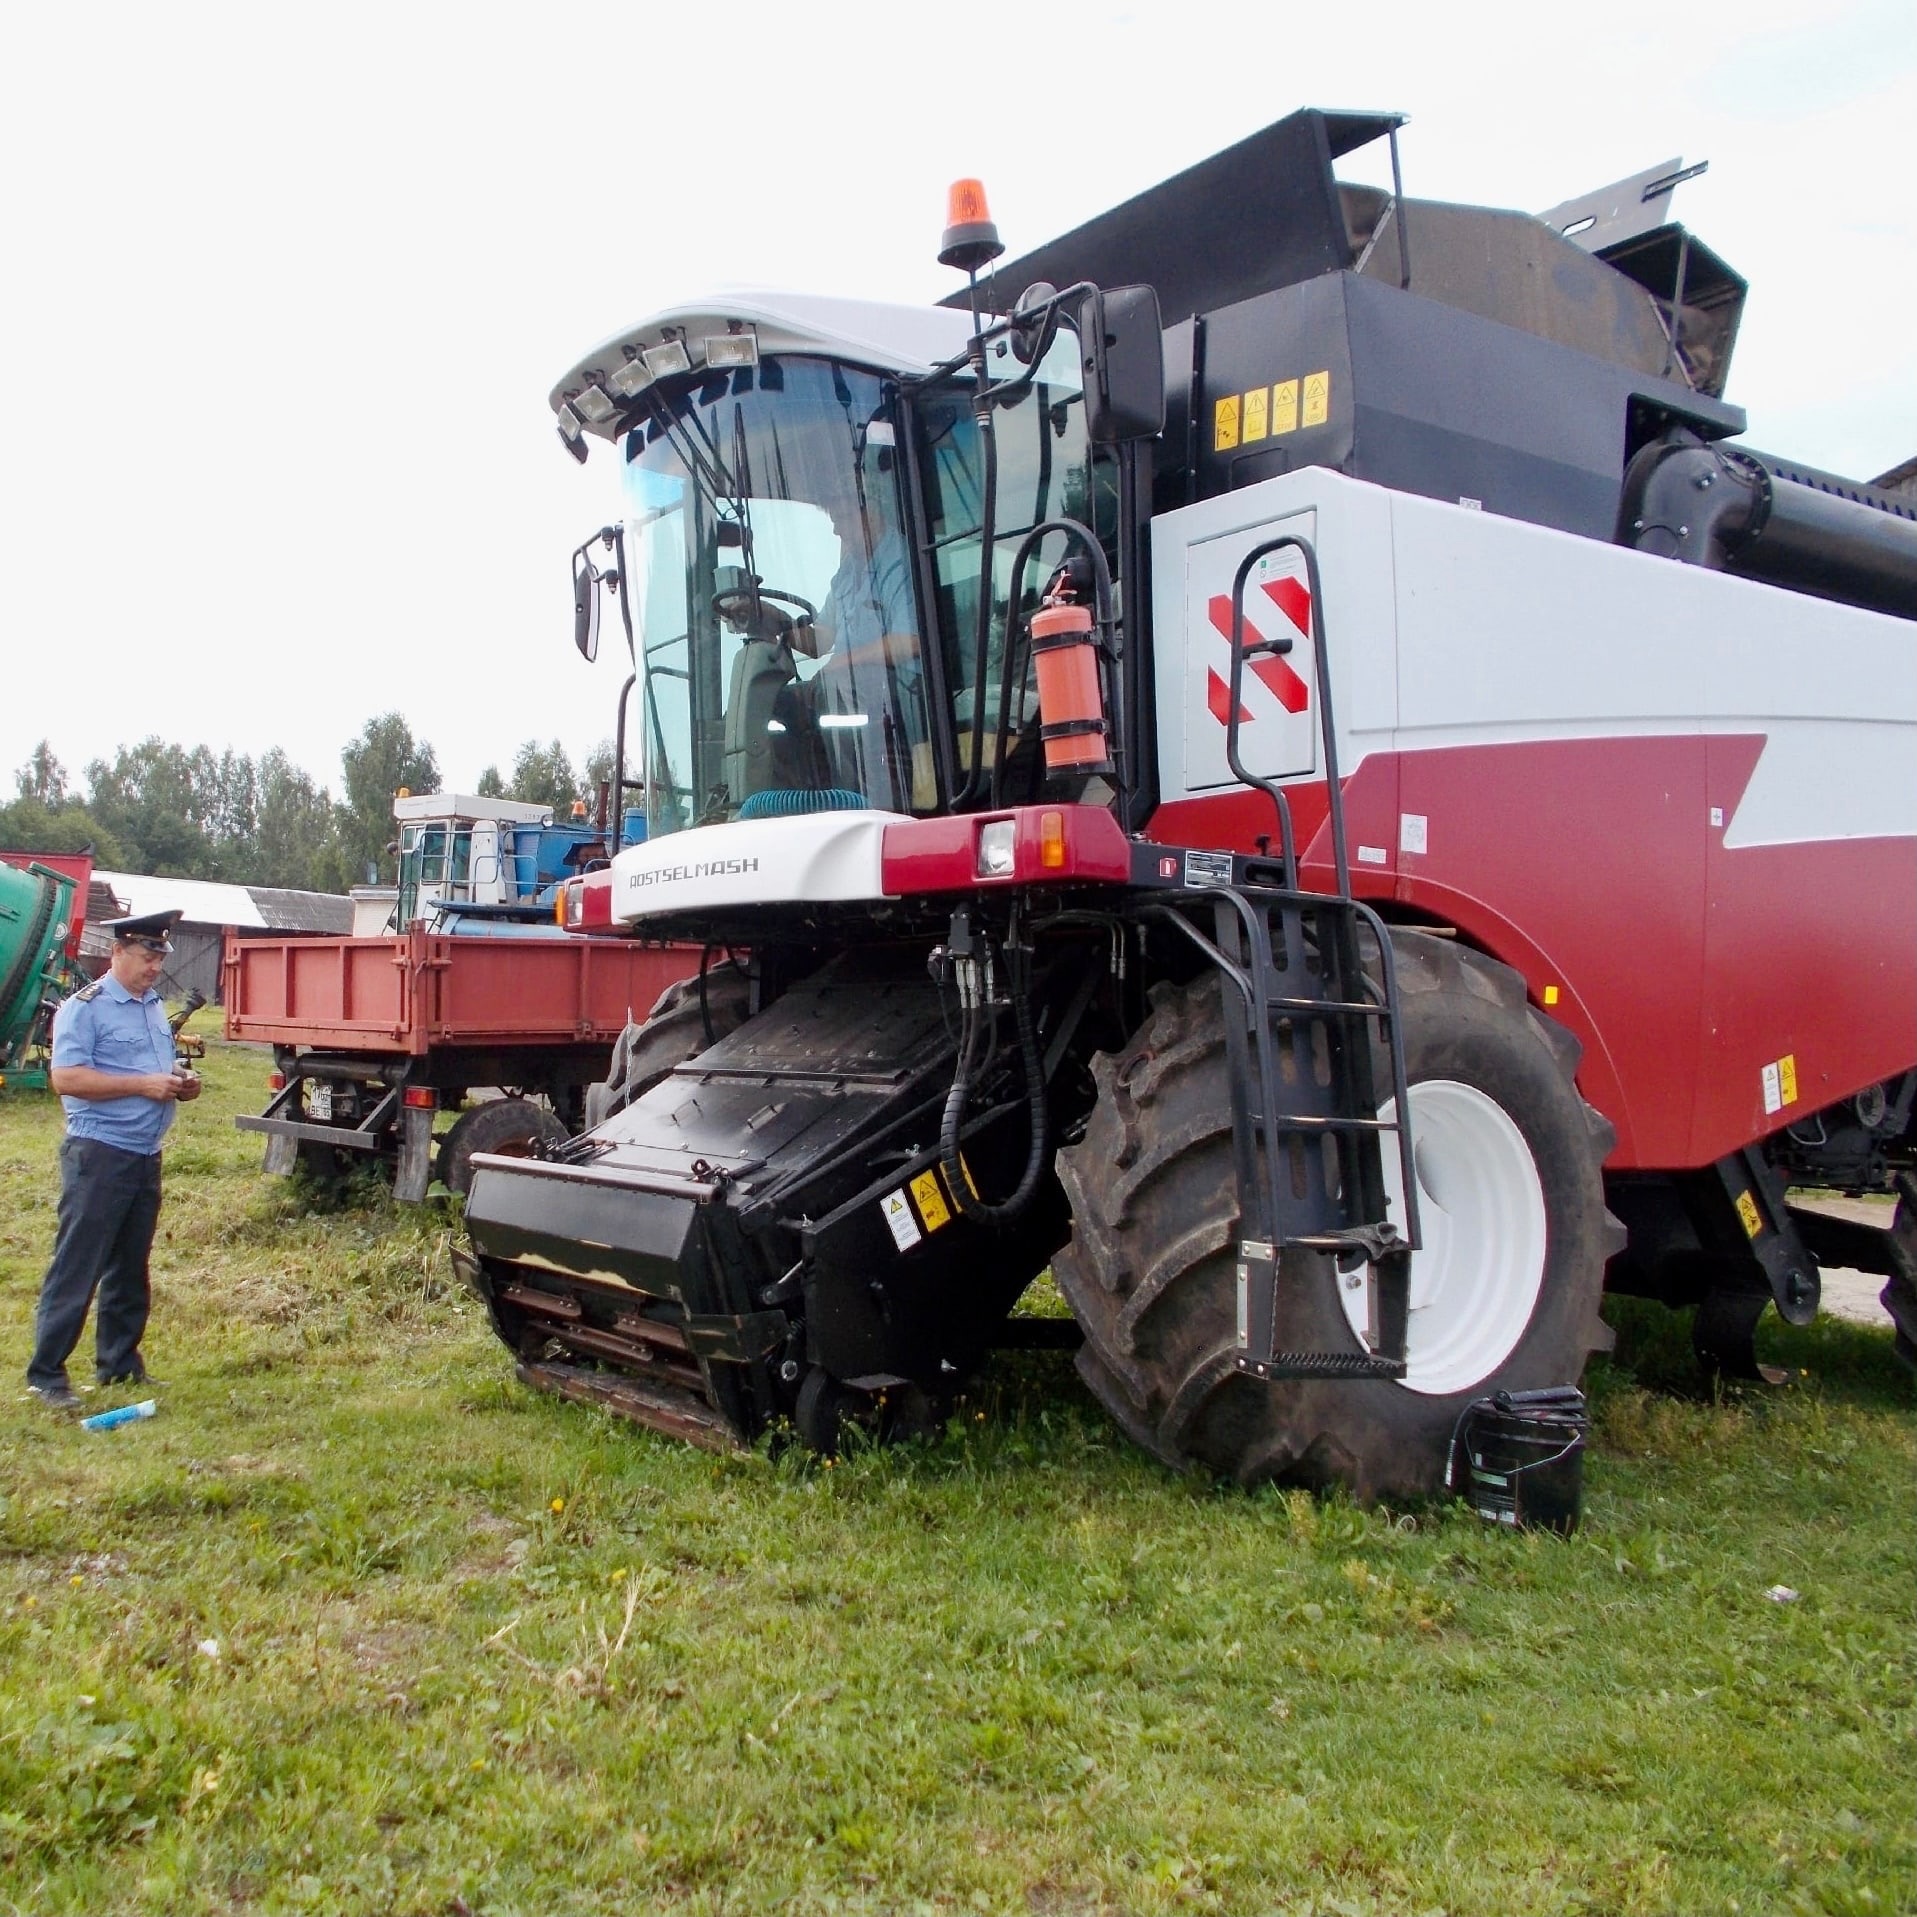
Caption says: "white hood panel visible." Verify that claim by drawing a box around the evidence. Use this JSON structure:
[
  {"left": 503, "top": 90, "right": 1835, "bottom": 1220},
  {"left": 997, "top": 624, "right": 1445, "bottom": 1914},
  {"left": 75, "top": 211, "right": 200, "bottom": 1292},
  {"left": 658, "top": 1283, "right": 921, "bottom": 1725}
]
[{"left": 611, "top": 811, "right": 907, "bottom": 922}]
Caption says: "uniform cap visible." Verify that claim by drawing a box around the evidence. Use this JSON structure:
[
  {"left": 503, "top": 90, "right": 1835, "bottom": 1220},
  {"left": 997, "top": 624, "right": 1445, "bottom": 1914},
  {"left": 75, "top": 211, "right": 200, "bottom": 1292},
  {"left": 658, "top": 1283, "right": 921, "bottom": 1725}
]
[{"left": 104, "top": 909, "right": 183, "bottom": 953}]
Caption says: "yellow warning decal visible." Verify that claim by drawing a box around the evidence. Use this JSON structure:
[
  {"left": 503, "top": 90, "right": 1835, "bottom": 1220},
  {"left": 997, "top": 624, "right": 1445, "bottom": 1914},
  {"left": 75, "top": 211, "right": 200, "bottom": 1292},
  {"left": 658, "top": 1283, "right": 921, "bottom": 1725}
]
[
  {"left": 1735, "top": 1190, "right": 1763, "bottom": 1239},
  {"left": 1302, "top": 370, "right": 1331, "bottom": 428},
  {"left": 1778, "top": 1054, "right": 1798, "bottom": 1107},
  {"left": 1271, "top": 379, "right": 1299, "bottom": 435},
  {"left": 1242, "top": 385, "right": 1269, "bottom": 443},
  {"left": 909, "top": 1168, "right": 952, "bottom": 1233},
  {"left": 1213, "top": 395, "right": 1240, "bottom": 452}
]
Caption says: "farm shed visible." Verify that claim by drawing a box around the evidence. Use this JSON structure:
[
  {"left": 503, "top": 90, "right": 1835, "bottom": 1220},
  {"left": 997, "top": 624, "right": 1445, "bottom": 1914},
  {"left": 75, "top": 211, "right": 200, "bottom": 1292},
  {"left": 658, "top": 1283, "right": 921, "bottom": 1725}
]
[{"left": 91, "top": 872, "right": 352, "bottom": 1004}]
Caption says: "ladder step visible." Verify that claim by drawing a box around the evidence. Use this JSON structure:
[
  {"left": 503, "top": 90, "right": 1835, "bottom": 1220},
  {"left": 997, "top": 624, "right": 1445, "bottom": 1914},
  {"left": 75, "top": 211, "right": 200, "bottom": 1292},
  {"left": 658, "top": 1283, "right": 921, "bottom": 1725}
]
[
  {"left": 1286, "top": 1224, "right": 1408, "bottom": 1260},
  {"left": 1235, "top": 1351, "right": 1407, "bottom": 1382},
  {"left": 1259, "top": 995, "right": 1390, "bottom": 1018},
  {"left": 1248, "top": 1112, "right": 1402, "bottom": 1134}
]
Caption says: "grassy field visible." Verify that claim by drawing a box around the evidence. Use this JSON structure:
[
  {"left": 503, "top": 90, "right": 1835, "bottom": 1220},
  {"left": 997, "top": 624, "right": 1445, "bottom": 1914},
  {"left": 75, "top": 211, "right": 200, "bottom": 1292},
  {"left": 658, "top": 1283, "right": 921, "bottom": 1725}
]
[{"left": 1, "top": 1037, "right": 1912, "bottom": 1917}]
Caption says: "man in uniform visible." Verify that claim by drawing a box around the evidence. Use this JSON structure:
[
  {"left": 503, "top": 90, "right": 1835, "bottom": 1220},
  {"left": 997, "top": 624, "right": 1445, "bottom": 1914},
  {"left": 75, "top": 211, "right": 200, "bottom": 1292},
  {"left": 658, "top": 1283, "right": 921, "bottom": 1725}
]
[{"left": 25, "top": 910, "right": 200, "bottom": 1410}]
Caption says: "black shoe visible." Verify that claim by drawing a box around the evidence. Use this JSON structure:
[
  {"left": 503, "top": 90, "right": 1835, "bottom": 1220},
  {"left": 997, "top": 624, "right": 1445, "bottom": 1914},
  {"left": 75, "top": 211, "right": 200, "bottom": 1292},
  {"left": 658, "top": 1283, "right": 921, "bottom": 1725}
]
[
  {"left": 99, "top": 1371, "right": 158, "bottom": 1390},
  {"left": 28, "top": 1382, "right": 84, "bottom": 1413}
]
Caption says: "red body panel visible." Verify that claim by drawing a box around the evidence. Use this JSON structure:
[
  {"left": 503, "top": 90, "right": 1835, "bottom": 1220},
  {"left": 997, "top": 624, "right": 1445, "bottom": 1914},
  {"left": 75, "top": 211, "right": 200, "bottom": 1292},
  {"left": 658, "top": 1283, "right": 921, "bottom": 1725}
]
[
  {"left": 881, "top": 807, "right": 1132, "bottom": 894},
  {"left": 221, "top": 930, "right": 699, "bottom": 1055},
  {"left": 1150, "top": 735, "right": 1917, "bottom": 1175},
  {"left": 0, "top": 850, "right": 94, "bottom": 960}
]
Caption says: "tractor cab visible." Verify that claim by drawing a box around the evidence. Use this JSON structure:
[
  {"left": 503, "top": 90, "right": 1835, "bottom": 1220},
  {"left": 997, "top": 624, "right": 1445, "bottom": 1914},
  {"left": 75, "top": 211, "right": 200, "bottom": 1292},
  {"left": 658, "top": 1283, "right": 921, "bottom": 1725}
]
[
  {"left": 387, "top": 793, "right": 598, "bottom": 930},
  {"left": 557, "top": 288, "right": 1160, "bottom": 880}
]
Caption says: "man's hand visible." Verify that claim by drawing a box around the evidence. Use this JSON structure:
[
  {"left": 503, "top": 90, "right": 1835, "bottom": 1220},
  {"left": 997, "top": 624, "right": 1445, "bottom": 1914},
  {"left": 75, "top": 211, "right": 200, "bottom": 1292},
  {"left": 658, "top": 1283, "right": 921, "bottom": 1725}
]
[{"left": 49, "top": 1063, "right": 196, "bottom": 1103}]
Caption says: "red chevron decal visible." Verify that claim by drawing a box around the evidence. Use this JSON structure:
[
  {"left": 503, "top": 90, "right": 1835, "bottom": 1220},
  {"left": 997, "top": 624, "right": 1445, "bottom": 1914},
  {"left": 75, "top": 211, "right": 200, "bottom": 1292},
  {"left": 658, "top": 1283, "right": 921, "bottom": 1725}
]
[
  {"left": 1205, "top": 668, "right": 1251, "bottom": 727},
  {"left": 1205, "top": 593, "right": 1310, "bottom": 717},
  {"left": 1263, "top": 574, "right": 1311, "bottom": 639}
]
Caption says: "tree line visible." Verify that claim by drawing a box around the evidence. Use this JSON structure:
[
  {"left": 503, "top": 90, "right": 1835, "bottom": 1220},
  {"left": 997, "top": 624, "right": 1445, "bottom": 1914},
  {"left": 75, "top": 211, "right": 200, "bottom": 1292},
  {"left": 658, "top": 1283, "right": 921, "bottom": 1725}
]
[{"left": 0, "top": 720, "right": 612, "bottom": 894}]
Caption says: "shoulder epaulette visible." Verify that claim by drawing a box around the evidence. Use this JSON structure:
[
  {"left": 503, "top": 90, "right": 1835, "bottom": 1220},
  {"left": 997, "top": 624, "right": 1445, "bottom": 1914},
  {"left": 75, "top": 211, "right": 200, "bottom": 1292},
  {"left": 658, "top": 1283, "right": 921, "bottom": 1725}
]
[{"left": 72, "top": 980, "right": 106, "bottom": 1003}]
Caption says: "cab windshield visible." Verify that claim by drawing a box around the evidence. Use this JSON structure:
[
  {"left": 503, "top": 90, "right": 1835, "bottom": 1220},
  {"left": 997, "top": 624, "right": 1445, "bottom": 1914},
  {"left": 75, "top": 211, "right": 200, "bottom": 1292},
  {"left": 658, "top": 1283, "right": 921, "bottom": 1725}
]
[{"left": 622, "top": 359, "right": 928, "bottom": 836}]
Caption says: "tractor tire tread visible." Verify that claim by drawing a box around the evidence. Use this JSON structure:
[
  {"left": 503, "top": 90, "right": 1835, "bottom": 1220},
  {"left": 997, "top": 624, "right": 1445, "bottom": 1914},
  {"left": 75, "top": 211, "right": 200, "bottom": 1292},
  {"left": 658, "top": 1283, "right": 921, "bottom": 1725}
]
[{"left": 1054, "top": 929, "right": 1620, "bottom": 1500}]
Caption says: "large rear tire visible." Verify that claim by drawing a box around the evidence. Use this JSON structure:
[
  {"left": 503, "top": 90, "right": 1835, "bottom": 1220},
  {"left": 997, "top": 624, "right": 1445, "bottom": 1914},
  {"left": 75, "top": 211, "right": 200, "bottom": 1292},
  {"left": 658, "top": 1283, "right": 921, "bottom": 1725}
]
[
  {"left": 1054, "top": 931, "right": 1619, "bottom": 1501},
  {"left": 582, "top": 968, "right": 752, "bottom": 1130}
]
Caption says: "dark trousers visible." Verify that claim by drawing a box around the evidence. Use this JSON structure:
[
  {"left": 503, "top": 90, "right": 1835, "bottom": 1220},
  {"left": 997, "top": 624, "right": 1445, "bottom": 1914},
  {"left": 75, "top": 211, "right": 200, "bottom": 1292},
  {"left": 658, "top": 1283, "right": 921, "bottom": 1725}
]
[{"left": 27, "top": 1137, "right": 163, "bottom": 1389}]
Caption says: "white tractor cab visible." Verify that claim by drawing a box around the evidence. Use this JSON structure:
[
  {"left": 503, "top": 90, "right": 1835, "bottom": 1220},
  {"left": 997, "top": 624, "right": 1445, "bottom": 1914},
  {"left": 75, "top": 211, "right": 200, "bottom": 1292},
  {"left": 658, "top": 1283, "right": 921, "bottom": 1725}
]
[{"left": 385, "top": 793, "right": 606, "bottom": 934}]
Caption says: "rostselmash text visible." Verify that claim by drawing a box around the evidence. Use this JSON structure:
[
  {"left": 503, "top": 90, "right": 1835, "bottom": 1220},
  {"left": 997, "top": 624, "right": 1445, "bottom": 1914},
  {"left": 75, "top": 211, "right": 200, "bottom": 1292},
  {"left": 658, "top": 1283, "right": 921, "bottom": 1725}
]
[{"left": 627, "top": 857, "right": 762, "bottom": 889}]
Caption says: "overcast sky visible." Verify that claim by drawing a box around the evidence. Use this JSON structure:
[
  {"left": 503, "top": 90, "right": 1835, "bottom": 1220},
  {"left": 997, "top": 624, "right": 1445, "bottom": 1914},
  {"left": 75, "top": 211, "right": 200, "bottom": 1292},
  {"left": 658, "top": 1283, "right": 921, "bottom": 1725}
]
[{"left": 3, "top": 0, "right": 1911, "bottom": 801}]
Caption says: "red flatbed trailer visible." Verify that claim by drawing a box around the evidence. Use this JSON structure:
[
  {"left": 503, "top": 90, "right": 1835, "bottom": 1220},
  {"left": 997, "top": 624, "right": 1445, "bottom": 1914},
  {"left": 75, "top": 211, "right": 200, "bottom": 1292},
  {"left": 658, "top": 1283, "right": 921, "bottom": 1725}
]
[{"left": 223, "top": 928, "right": 699, "bottom": 1200}]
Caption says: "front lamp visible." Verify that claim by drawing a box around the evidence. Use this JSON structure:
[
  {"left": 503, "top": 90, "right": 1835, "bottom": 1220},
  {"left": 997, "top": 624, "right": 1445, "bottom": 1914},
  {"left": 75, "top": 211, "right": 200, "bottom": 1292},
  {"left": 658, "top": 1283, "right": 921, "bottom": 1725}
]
[
  {"left": 976, "top": 819, "right": 1016, "bottom": 879},
  {"left": 642, "top": 338, "right": 693, "bottom": 381},
  {"left": 608, "top": 361, "right": 650, "bottom": 401},
  {"left": 572, "top": 384, "right": 617, "bottom": 426},
  {"left": 704, "top": 328, "right": 759, "bottom": 369}
]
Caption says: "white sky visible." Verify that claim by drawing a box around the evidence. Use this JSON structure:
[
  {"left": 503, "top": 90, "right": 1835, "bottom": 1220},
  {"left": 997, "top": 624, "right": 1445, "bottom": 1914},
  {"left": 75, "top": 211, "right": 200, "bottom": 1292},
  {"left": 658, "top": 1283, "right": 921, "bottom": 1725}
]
[{"left": 2, "top": 0, "right": 1911, "bottom": 800}]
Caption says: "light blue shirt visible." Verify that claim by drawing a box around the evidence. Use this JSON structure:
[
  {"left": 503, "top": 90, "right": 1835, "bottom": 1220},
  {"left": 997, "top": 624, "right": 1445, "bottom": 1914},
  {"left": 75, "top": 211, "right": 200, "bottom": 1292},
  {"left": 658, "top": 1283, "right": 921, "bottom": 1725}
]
[
  {"left": 817, "top": 525, "right": 917, "bottom": 656},
  {"left": 51, "top": 974, "right": 177, "bottom": 1155}
]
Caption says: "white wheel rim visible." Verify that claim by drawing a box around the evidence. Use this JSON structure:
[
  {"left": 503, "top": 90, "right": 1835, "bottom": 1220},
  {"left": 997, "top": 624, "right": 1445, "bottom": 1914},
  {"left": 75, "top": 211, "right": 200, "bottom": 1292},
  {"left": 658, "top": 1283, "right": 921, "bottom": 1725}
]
[{"left": 1338, "top": 1079, "right": 1548, "bottom": 1396}]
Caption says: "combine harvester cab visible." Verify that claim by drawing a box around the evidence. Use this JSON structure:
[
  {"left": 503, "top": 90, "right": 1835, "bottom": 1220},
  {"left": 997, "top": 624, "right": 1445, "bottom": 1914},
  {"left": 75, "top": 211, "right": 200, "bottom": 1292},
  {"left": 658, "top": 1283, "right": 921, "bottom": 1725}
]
[{"left": 460, "top": 111, "right": 1917, "bottom": 1496}]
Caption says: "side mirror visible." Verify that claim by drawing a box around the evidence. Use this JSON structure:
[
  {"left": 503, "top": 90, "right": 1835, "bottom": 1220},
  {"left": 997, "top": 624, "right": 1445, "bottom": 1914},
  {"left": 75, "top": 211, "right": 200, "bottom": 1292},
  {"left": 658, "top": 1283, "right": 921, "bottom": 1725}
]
[
  {"left": 1074, "top": 284, "right": 1165, "bottom": 444},
  {"left": 572, "top": 542, "right": 602, "bottom": 662}
]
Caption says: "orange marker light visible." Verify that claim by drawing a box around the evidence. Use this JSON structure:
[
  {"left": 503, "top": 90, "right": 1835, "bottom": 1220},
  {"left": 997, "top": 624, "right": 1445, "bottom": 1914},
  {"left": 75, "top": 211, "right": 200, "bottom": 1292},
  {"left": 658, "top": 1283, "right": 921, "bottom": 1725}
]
[
  {"left": 939, "top": 178, "right": 1004, "bottom": 271},
  {"left": 1039, "top": 811, "right": 1066, "bottom": 870}
]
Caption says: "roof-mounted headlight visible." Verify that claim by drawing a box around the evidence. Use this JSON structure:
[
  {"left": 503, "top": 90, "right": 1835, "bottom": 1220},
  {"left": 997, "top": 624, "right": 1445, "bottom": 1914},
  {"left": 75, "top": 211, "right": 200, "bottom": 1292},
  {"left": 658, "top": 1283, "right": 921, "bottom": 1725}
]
[
  {"left": 607, "top": 356, "right": 654, "bottom": 401},
  {"left": 572, "top": 384, "right": 617, "bottom": 426},
  {"left": 641, "top": 338, "right": 693, "bottom": 381},
  {"left": 703, "top": 327, "right": 759, "bottom": 369}
]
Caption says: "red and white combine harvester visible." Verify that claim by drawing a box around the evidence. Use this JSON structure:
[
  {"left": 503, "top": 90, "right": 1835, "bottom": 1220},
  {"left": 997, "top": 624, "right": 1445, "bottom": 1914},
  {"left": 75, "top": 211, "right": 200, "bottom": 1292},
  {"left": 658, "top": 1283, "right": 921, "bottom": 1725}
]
[{"left": 456, "top": 111, "right": 1916, "bottom": 1496}]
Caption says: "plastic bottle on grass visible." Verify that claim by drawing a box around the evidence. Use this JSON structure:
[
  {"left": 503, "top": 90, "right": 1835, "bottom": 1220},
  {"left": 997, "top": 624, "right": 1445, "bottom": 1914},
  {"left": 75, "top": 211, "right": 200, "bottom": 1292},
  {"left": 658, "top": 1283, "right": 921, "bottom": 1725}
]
[{"left": 80, "top": 1400, "right": 157, "bottom": 1433}]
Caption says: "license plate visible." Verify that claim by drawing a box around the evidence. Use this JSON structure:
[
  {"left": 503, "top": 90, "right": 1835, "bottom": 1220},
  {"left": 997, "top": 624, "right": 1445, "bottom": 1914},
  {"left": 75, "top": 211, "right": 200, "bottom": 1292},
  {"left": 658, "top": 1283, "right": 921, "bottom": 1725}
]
[{"left": 306, "top": 1081, "right": 332, "bottom": 1121}]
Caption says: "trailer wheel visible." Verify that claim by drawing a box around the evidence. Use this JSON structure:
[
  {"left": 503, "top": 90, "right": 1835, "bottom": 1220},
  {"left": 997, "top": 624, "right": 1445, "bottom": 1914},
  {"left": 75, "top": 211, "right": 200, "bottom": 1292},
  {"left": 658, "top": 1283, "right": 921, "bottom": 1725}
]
[
  {"left": 437, "top": 1097, "right": 569, "bottom": 1198},
  {"left": 1053, "top": 932, "right": 1620, "bottom": 1501},
  {"left": 582, "top": 968, "right": 752, "bottom": 1130}
]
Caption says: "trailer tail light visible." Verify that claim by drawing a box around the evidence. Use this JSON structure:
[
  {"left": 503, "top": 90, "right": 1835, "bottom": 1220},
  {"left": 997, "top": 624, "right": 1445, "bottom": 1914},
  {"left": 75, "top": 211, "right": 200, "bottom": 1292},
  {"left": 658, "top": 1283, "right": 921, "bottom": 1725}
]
[
  {"left": 267, "top": 1071, "right": 286, "bottom": 1091},
  {"left": 402, "top": 1087, "right": 437, "bottom": 1110},
  {"left": 1030, "top": 603, "right": 1113, "bottom": 774}
]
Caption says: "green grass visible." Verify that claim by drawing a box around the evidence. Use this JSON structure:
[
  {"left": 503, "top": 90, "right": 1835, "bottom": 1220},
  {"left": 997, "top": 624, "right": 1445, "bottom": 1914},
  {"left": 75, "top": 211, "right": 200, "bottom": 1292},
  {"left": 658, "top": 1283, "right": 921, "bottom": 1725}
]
[{"left": 1, "top": 1041, "right": 1912, "bottom": 1916}]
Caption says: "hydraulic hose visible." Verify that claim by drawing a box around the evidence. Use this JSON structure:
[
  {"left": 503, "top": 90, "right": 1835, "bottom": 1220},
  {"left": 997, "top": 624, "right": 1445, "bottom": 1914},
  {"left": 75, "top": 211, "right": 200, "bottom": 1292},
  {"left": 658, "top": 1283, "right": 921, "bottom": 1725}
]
[{"left": 939, "top": 960, "right": 1048, "bottom": 1227}]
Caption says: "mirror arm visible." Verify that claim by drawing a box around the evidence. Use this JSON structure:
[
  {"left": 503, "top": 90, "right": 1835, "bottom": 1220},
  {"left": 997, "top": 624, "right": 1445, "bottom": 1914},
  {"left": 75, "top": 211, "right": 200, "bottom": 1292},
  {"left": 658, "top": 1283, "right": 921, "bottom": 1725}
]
[{"left": 611, "top": 524, "right": 637, "bottom": 660}]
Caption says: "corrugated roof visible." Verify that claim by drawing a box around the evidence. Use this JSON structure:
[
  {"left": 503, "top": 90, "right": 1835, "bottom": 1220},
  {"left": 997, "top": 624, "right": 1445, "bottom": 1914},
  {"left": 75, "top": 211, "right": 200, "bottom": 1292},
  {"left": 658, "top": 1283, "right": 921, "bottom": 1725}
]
[
  {"left": 247, "top": 887, "right": 354, "bottom": 933},
  {"left": 91, "top": 871, "right": 351, "bottom": 933},
  {"left": 93, "top": 870, "right": 268, "bottom": 927}
]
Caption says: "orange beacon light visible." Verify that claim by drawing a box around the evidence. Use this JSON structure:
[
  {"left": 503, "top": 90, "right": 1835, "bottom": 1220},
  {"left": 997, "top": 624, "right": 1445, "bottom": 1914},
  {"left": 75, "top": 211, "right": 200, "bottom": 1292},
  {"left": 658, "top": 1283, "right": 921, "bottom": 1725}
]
[{"left": 939, "top": 179, "right": 1004, "bottom": 272}]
